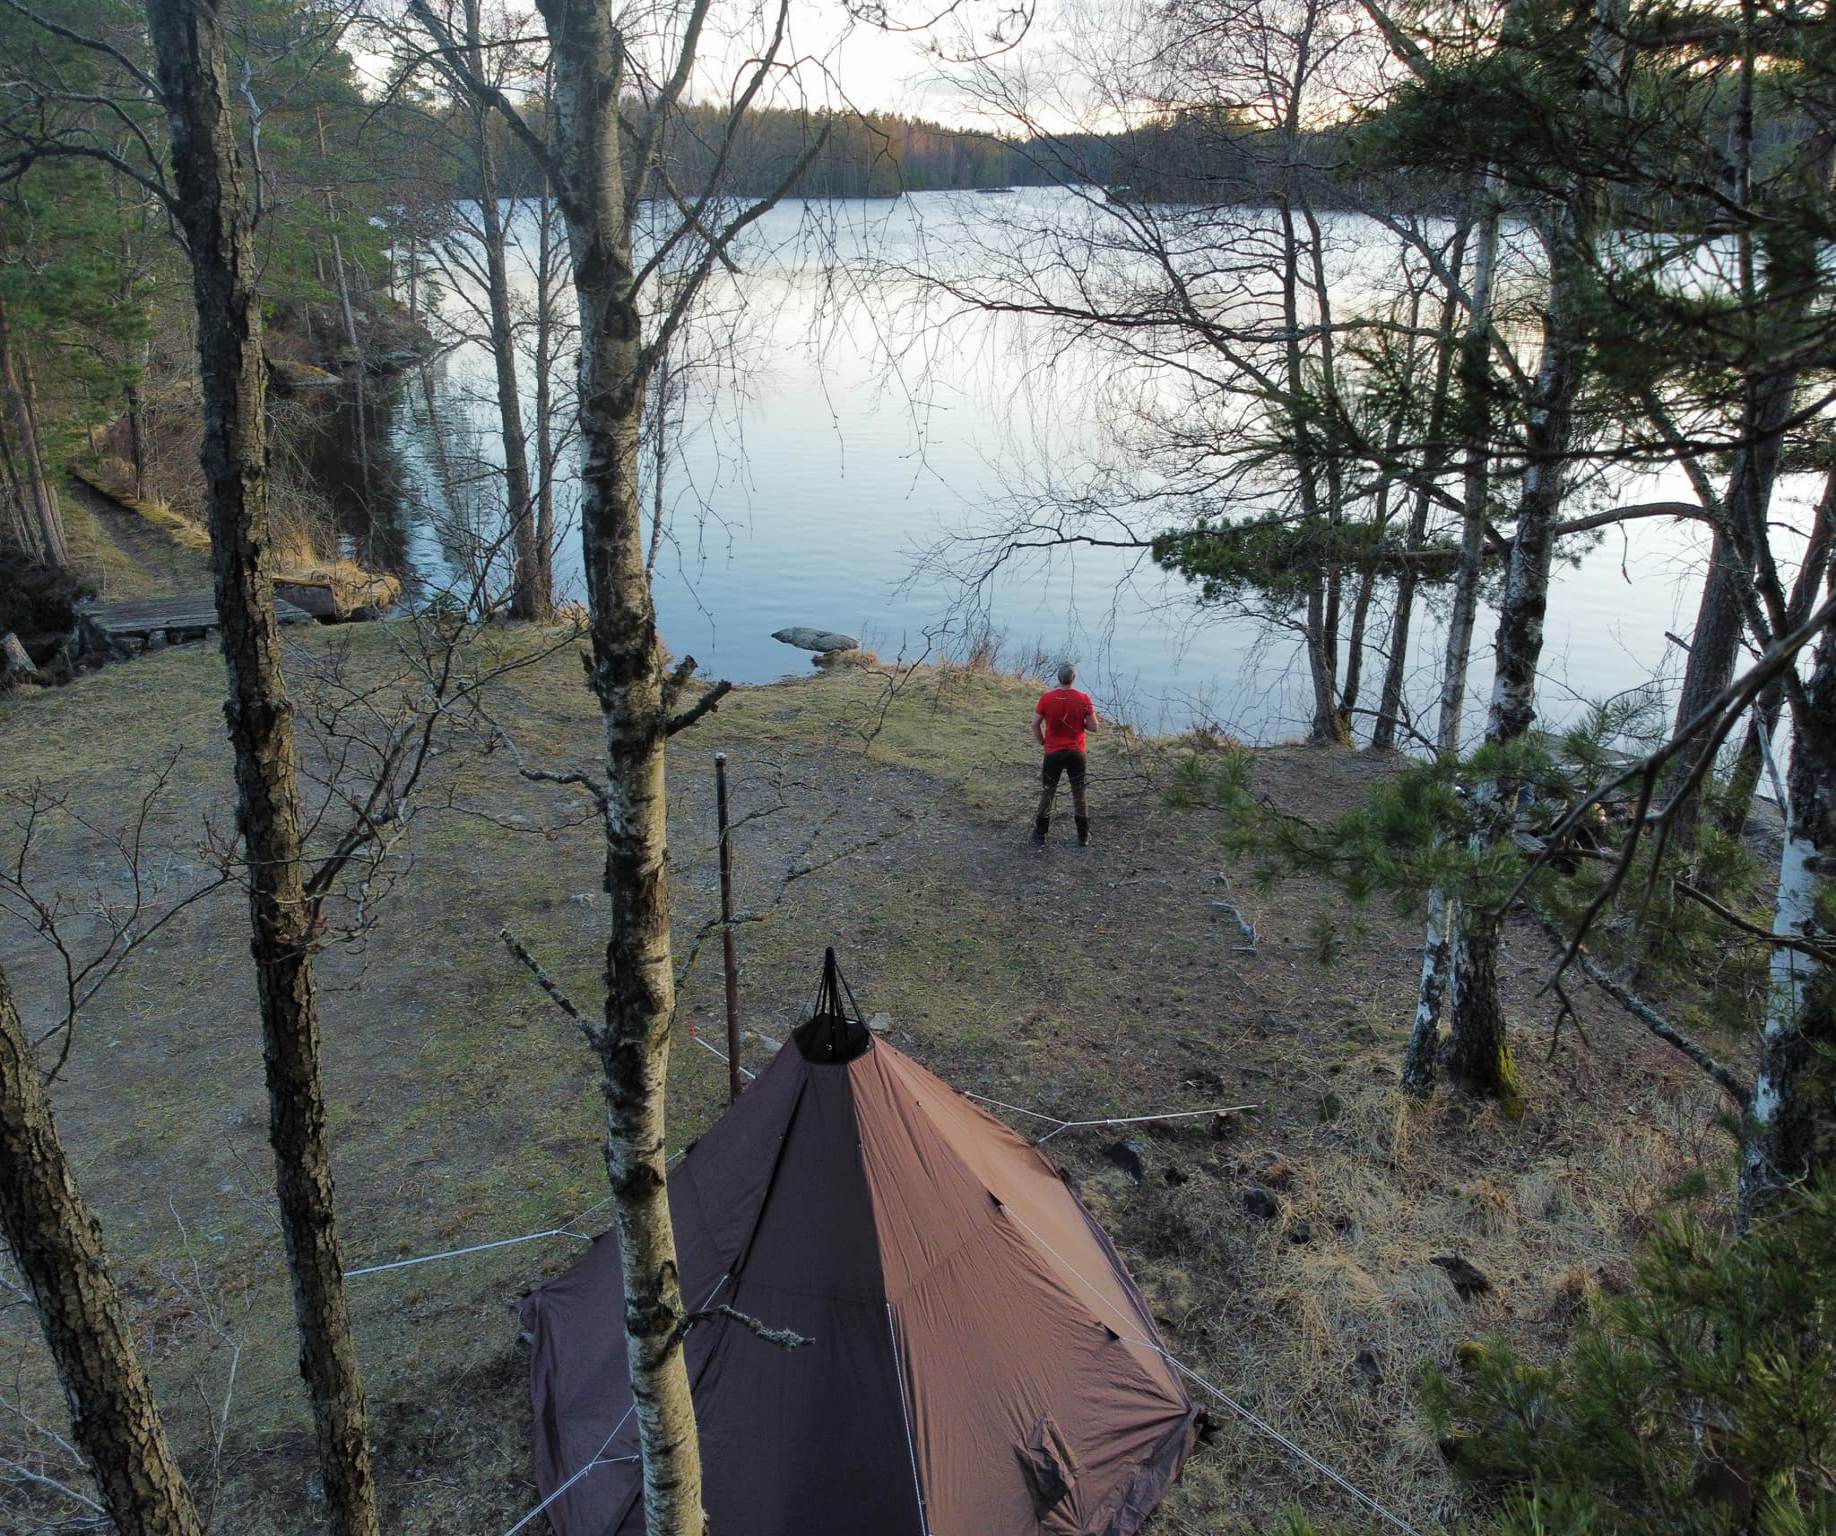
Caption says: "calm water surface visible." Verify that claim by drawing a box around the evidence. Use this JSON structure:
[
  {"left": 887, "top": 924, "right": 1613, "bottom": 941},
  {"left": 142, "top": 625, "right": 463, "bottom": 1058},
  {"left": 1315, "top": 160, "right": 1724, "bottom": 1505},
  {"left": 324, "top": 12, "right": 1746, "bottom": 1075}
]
[{"left": 339, "top": 191, "right": 1809, "bottom": 747}]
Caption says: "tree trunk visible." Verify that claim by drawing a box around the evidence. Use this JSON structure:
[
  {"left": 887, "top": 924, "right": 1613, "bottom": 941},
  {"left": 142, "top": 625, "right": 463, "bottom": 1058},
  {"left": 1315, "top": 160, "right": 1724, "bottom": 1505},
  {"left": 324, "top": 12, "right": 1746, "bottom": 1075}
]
[
  {"left": 537, "top": 0, "right": 706, "bottom": 1526},
  {"left": 1373, "top": 230, "right": 1467, "bottom": 753},
  {"left": 142, "top": 5, "right": 380, "bottom": 1535},
  {"left": 532, "top": 157, "right": 559, "bottom": 620},
  {"left": 1401, "top": 889, "right": 1453, "bottom": 1093},
  {"left": 1720, "top": 469, "right": 1835, "bottom": 835},
  {"left": 0, "top": 963, "right": 203, "bottom": 1536},
  {"left": 0, "top": 295, "right": 68, "bottom": 568},
  {"left": 1667, "top": 375, "right": 1797, "bottom": 835},
  {"left": 1402, "top": 185, "right": 1500, "bottom": 1088},
  {"left": 0, "top": 430, "right": 38, "bottom": 554},
  {"left": 1444, "top": 910, "right": 1520, "bottom": 1108},
  {"left": 466, "top": 0, "right": 541, "bottom": 623},
  {"left": 1435, "top": 187, "right": 1500, "bottom": 759},
  {"left": 1740, "top": 610, "right": 1836, "bottom": 1226},
  {"left": 1339, "top": 559, "right": 1380, "bottom": 733},
  {"left": 125, "top": 378, "right": 148, "bottom": 503},
  {"left": 1667, "top": 127, "right": 1829, "bottom": 834},
  {"left": 1443, "top": 208, "right": 1589, "bottom": 1106}
]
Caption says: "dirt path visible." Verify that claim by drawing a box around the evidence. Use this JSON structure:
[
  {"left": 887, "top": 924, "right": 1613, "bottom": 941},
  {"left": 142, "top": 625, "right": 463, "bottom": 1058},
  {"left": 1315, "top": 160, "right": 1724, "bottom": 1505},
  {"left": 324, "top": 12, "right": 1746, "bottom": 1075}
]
[{"left": 60, "top": 477, "right": 212, "bottom": 601}]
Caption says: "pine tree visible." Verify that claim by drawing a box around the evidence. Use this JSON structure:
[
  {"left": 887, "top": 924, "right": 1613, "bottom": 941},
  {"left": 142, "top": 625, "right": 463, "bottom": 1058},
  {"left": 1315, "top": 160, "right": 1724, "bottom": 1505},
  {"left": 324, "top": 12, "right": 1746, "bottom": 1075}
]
[{"left": 1421, "top": 1178, "right": 1836, "bottom": 1535}]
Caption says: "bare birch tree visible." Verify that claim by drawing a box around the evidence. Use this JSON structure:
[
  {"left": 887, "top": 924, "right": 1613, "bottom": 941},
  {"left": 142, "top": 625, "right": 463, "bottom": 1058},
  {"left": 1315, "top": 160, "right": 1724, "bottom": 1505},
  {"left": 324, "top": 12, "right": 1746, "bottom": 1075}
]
[{"left": 398, "top": 0, "right": 832, "bottom": 1524}]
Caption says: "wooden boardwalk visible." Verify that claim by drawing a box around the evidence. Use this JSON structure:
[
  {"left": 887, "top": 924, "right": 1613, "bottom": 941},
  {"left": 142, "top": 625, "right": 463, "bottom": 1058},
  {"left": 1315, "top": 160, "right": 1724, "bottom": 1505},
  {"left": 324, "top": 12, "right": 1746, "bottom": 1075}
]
[{"left": 77, "top": 592, "right": 313, "bottom": 648}]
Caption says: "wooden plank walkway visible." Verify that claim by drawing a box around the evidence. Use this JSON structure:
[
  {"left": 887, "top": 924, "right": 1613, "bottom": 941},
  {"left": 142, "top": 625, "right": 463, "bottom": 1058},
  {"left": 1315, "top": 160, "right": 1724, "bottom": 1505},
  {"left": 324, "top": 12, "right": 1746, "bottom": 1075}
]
[{"left": 78, "top": 592, "right": 313, "bottom": 641}]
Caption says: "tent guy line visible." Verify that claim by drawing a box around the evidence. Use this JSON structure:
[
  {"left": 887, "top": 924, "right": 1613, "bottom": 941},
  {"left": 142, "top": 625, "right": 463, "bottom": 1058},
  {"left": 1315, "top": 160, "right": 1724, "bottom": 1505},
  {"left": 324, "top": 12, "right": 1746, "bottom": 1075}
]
[
  {"left": 695, "top": 1026, "right": 1259, "bottom": 1144},
  {"left": 963, "top": 1092, "right": 1261, "bottom": 1144},
  {"left": 885, "top": 1302, "right": 932, "bottom": 1536},
  {"left": 998, "top": 1203, "right": 1426, "bottom": 1536},
  {"left": 343, "top": 1227, "right": 593, "bottom": 1278}
]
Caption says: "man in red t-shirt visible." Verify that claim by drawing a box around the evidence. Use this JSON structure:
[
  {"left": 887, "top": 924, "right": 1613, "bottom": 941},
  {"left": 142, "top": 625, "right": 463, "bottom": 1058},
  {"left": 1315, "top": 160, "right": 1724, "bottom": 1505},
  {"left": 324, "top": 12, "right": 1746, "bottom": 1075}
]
[{"left": 1032, "top": 662, "right": 1099, "bottom": 847}]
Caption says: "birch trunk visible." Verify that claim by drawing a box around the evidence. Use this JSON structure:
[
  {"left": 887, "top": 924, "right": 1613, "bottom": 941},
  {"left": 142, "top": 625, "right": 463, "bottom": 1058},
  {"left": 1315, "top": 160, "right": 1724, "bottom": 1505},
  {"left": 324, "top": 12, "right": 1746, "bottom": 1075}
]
[
  {"left": 536, "top": 0, "right": 705, "bottom": 1525},
  {"left": 1443, "top": 207, "right": 1589, "bottom": 1107},
  {"left": 1740, "top": 615, "right": 1836, "bottom": 1226},
  {"left": 143, "top": 4, "right": 380, "bottom": 1533},
  {"left": 1401, "top": 185, "right": 1499, "bottom": 1089},
  {"left": 0, "top": 961, "right": 203, "bottom": 1536}
]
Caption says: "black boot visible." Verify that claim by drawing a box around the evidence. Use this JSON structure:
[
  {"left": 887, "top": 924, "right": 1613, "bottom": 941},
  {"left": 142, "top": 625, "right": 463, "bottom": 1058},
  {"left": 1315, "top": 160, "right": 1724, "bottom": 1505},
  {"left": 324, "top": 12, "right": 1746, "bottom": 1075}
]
[
  {"left": 1076, "top": 816, "right": 1091, "bottom": 847},
  {"left": 1032, "top": 816, "right": 1049, "bottom": 847}
]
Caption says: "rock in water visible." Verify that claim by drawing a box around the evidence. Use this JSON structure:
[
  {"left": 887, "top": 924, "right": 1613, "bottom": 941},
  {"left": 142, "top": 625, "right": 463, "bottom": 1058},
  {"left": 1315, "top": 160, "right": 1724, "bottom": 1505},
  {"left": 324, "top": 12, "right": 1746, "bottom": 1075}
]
[{"left": 772, "top": 626, "right": 858, "bottom": 654}]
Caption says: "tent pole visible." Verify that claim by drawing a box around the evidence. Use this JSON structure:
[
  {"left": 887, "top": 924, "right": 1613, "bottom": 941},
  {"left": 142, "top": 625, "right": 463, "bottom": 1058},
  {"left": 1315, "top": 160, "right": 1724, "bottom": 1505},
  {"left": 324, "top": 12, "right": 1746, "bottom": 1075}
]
[{"left": 716, "top": 752, "right": 742, "bottom": 1103}]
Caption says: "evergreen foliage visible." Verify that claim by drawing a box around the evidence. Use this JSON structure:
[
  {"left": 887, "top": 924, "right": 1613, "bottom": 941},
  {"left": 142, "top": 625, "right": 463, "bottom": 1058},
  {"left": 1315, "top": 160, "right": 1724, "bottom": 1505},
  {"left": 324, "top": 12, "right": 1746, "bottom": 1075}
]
[
  {"left": 1170, "top": 695, "right": 1769, "bottom": 1044},
  {"left": 1422, "top": 1178, "right": 1836, "bottom": 1535}
]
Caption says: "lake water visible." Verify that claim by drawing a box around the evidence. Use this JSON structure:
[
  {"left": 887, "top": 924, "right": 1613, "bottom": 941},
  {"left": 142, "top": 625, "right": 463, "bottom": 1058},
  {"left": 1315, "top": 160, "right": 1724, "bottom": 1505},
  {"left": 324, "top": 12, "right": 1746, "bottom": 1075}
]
[{"left": 331, "top": 189, "right": 1813, "bottom": 748}]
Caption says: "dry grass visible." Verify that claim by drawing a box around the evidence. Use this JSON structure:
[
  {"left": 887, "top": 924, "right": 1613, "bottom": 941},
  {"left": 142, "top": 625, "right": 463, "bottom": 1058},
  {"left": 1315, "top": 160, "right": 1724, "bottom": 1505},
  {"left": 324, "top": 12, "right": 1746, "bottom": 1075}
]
[{"left": 0, "top": 623, "right": 1729, "bottom": 1534}]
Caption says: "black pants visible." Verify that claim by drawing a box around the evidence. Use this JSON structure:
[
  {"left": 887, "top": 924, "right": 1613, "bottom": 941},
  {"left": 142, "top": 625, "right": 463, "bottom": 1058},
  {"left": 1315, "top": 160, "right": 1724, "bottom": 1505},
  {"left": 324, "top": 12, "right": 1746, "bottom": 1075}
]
[{"left": 1036, "top": 749, "right": 1087, "bottom": 821}]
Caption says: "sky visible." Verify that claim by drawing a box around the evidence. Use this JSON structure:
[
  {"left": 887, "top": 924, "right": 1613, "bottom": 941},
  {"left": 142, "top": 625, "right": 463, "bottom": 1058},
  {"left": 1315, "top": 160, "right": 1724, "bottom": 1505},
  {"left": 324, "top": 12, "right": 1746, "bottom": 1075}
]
[{"left": 689, "top": 0, "right": 1081, "bottom": 129}]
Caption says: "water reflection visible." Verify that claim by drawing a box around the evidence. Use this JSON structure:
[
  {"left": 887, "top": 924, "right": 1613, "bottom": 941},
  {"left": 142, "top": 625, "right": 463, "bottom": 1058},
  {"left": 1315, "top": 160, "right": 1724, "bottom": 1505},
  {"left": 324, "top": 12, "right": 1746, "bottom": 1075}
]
[{"left": 311, "top": 190, "right": 1790, "bottom": 744}]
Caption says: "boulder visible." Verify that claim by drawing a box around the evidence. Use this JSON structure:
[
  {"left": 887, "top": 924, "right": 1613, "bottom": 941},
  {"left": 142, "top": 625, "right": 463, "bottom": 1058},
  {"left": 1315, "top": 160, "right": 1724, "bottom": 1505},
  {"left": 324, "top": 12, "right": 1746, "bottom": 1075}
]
[{"left": 771, "top": 626, "right": 858, "bottom": 654}]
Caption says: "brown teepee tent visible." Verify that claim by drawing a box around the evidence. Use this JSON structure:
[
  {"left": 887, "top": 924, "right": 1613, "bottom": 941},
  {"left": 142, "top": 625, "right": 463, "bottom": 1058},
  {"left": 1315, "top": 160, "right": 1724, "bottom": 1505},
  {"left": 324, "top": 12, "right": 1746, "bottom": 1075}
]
[{"left": 521, "top": 950, "right": 1201, "bottom": 1536}]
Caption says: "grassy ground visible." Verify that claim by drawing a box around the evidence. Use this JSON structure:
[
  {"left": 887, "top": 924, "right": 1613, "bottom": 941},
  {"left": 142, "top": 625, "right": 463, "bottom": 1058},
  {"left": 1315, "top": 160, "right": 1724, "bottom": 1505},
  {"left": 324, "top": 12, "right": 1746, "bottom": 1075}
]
[
  {"left": 0, "top": 624, "right": 1725, "bottom": 1533},
  {"left": 60, "top": 479, "right": 213, "bottom": 601}
]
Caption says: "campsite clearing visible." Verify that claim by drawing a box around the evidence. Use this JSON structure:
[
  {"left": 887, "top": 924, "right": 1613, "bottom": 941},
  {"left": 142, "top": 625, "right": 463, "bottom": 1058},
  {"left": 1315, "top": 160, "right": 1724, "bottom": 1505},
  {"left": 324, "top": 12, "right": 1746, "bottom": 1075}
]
[{"left": 0, "top": 623, "right": 1724, "bottom": 1534}]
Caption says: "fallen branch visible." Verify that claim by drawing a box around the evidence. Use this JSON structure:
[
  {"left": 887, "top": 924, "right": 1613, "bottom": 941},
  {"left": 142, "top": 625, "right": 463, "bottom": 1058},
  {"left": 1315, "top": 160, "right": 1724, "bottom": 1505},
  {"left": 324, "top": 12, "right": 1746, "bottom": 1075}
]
[
  {"left": 1528, "top": 909, "right": 1752, "bottom": 1110},
  {"left": 1574, "top": 951, "right": 1752, "bottom": 1112},
  {"left": 1211, "top": 872, "right": 1259, "bottom": 953}
]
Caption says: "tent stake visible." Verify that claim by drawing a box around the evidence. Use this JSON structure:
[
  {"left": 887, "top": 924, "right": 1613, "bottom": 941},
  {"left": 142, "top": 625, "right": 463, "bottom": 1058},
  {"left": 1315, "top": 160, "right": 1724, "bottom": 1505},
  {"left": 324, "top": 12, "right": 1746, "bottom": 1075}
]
[{"left": 715, "top": 752, "right": 742, "bottom": 1102}]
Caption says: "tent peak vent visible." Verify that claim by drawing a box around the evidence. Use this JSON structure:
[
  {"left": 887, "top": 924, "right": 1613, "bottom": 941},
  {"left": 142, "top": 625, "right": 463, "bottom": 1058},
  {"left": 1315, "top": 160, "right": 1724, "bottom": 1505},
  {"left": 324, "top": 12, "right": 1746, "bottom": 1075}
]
[{"left": 793, "top": 946, "right": 872, "bottom": 1064}]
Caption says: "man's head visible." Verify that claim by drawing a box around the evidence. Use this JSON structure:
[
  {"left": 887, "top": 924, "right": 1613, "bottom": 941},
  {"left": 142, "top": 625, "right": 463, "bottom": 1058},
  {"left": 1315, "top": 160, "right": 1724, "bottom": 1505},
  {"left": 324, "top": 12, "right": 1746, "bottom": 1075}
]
[{"left": 1057, "top": 662, "right": 1076, "bottom": 686}]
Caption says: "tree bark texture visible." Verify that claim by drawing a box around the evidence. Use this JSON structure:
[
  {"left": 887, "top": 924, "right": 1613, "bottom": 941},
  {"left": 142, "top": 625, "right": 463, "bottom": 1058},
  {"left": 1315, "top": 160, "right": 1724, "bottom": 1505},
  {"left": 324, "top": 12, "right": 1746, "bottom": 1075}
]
[
  {"left": 1740, "top": 613, "right": 1836, "bottom": 1226},
  {"left": 1444, "top": 910, "right": 1521, "bottom": 1109},
  {"left": 1444, "top": 210, "right": 1589, "bottom": 1105},
  {"left": 1405, "top": 188, "right": 1500, "bottom": 1087},
  {"left": 143, "top": 4, "right": 380, "bottom": 1534},
  {"left": 0, "top": 962, "right": 203, "bottom": 1536},
  {"left": 537, "top": 0, "right": 707, "bottom": 1527}
]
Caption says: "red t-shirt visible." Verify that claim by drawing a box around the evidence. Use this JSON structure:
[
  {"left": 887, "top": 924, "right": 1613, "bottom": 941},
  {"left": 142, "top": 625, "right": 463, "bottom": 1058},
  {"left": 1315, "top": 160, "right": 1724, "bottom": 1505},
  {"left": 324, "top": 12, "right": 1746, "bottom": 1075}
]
[{"left": 1036, "top": 687, "right": 1095, "bottom": 753}]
